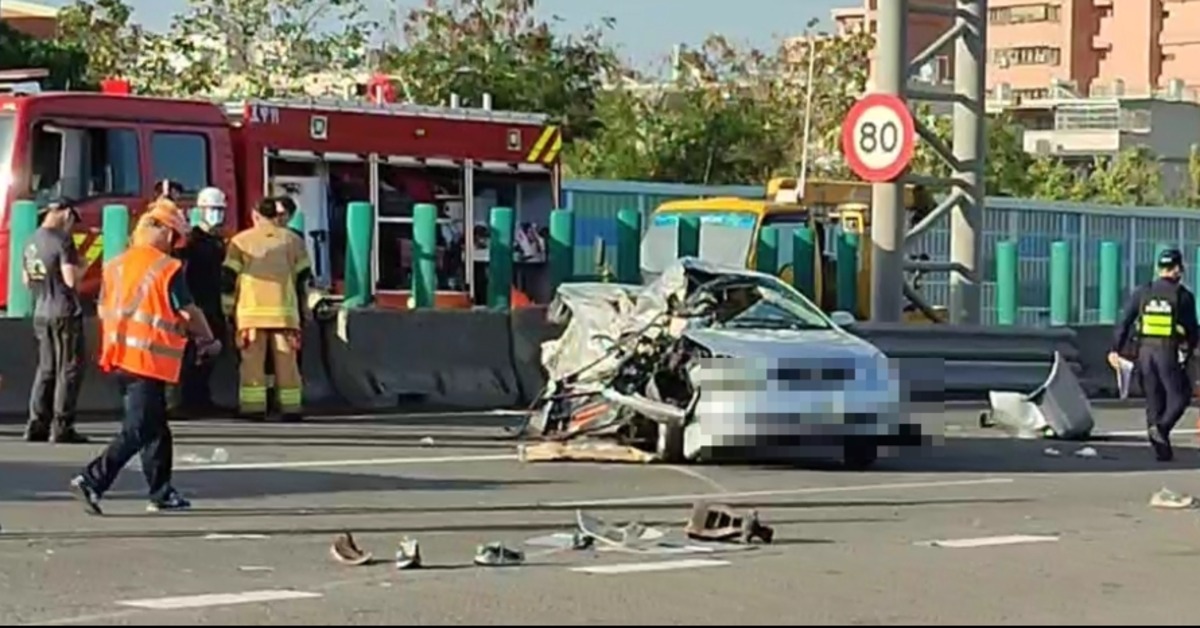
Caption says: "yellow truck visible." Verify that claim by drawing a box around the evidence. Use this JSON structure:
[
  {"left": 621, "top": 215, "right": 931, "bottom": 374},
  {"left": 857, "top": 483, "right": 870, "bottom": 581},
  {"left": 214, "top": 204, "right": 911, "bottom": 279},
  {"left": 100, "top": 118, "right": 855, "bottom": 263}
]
[{"left": 639, "top": 177, "right": 942, "bottom": 321}]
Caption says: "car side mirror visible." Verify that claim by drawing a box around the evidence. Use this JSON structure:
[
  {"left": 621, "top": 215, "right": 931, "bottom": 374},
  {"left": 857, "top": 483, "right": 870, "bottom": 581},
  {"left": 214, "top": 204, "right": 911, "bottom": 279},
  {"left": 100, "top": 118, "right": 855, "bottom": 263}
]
[{"left": 830, "top": 311, "right": 857, "bottom": 327}]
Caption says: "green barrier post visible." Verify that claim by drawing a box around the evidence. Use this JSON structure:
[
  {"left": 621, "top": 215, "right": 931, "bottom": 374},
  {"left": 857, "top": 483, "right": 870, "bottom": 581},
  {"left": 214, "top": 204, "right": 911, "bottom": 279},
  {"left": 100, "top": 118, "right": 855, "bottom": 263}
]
[
  {"left": 616, "top": 209, "right": 641, "bottom": 284},
  {"left": 1049, "top": 240, "right": 1071, "bottom": 326},
  {"left": 677, "top": 215, "right": 700, "bottom": 259},
  {"left": 548, "top": 209, "right": 575, "bottom": 293},
  {"left": 756, "top": 226, "right": 779, "bottom": 274},
  {"left": 6, "top": 200, "right": 38, "bottom": 317},
  {"left": 287, "top": 207, "right": 305, "bottom": 233},
  {"left": 411, "top": 203, "right": 437, "bottom": 309},
  {"left": 102, "top": 204, "right": 129, "bottom": 263},
  {"left": 344, "top": 201, "right": 373, "bottom": 308},
  {"left": 1099, "top": 241, "right": 1120, "bottom": 325},
  {"left": 995, "top": 240, "right": 1017, "bottom": 325},
  {"left": 792, "top": 227, "right": 815, "bottom": 298},
  {"left": 836, "top": 233, "right": 858, "bottom": 314},
  {"left": 489, "top": 207, "right": 514, "bottom": 310},
  {"left": 189, "top": 207, "right": 203, "bottom": 228}
]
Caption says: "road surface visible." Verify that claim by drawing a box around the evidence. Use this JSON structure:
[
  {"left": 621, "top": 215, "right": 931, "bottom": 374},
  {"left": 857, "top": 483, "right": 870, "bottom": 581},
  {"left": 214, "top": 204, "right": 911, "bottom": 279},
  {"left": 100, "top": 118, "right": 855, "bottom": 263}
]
[{"left": 3, "top": 406, "right": 1200, "bottom": 625}]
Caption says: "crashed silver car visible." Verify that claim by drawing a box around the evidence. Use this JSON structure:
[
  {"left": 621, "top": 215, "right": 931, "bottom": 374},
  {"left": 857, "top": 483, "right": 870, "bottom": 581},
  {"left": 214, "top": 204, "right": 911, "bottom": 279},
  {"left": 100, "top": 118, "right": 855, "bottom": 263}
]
[{"left": 525, "top": 258, "right": 922, "bottom": 469}]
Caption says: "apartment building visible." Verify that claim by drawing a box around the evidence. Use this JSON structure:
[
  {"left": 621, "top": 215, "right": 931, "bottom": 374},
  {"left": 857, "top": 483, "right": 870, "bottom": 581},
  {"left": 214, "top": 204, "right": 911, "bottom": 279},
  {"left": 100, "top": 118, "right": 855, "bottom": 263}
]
[
  {"left": 830, "top": 0, "right": 1200, "bottom": 102},
  {"left": 0, "top": 0, "right": 58, "bottom": 39}
]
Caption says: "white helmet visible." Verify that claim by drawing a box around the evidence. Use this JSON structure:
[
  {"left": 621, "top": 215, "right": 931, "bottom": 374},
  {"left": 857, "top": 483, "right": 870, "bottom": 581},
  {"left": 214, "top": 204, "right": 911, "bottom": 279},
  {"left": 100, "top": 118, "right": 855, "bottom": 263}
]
[{"left": 197, "top": 187, "right": 227, "bottom": 208}]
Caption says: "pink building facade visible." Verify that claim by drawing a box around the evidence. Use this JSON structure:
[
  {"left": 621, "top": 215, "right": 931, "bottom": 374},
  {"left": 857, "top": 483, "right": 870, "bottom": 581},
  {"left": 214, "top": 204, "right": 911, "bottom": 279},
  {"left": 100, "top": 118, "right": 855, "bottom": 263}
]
[{"left": 832, "top": 0, "right": 1200, "bottom": 101}]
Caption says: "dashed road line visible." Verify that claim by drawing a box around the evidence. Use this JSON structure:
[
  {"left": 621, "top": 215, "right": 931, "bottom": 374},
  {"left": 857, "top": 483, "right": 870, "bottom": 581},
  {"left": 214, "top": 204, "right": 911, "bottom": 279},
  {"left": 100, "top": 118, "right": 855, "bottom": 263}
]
[
  {"left": 116, "top": 590, "right": 322, "bottom": 610},
  {"left": 570, "top": 559, "right": 730, "bottom": 575}
]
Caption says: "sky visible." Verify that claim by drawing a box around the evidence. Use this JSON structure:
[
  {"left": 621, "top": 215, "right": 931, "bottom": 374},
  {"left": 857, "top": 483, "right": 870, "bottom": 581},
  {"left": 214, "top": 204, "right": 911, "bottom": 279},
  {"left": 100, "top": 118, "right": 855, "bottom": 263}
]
[{"left": 30, "top": 0, "right": 856, "bottom": 68}]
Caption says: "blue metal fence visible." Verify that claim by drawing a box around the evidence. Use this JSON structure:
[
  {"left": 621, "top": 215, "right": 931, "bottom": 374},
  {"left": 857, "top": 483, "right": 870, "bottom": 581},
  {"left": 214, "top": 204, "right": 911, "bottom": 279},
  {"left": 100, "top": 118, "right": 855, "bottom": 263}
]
[{"left": 561, "top": 179, "right": 1200, "bottom": 326}]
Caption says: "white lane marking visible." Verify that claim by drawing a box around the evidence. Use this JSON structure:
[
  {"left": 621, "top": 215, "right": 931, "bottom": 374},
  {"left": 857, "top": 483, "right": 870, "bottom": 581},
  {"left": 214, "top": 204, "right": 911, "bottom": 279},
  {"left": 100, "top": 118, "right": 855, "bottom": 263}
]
[
  {"left": 175, "top": 453, "right": 515, "bottom": 472},
  {"left": 1103, "top": 428, "right": 1200, "bottom": 437},
  {"left": 544, "top": 477, "right": 1015, "bottom": 508},
  {"left": 920, "top": 534, "right": 1059, "bottom": 548},
  {"left": 117, "top": 590, "right": 322, "bottom": 610},
  {"left": 203, "top": 533, "right": 270, "bottom": 540},
  {"left": 570, "top": 559, "right": 730, "bottom": 575}
]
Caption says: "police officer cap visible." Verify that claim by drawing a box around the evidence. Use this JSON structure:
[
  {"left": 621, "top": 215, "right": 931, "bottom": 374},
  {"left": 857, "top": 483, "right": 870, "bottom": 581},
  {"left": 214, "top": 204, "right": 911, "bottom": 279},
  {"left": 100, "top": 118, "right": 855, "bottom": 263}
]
[{"left": 1158, "top": 248, "right": 1184, "bottom": 268}]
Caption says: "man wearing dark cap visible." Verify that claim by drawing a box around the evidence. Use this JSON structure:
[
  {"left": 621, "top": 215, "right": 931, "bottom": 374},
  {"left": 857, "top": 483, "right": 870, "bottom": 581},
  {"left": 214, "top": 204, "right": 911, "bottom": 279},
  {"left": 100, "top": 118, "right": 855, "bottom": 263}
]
[
  {"left": 21, "top": 198, "right": 88, "bottom": 443},
  {"left": 1110, "top": 248, "right": 1200, "bottom": 461}
]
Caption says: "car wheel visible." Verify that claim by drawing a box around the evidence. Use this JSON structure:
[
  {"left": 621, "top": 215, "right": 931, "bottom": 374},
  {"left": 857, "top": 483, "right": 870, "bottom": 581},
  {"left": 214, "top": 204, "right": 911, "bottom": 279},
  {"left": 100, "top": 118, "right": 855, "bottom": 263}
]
[
  {"left": 842, "top": 442, "right": 877, "bottom": 470},
  {"left": 656, "top": 422, "right": 684, "bottom": 463}
]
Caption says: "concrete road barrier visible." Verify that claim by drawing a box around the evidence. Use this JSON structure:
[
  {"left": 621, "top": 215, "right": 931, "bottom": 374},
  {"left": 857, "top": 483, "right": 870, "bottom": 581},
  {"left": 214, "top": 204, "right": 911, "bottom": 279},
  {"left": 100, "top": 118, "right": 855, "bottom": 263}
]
[
  {"left": 509, "top": 306, "right": 561, "bottom": 406},
  {"left": 324, "top": 308, "right": 520, "bottom": 410}
]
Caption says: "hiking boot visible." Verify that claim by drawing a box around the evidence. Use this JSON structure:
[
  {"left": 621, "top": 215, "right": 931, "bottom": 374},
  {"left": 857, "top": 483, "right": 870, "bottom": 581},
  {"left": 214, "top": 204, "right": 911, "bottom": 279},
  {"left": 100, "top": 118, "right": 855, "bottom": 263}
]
[
  {"left": 69, "top": 476, "right": 103, "bottom": 516},
  {"left": 1149, "top": 425, "right": 1174, "bottom": 462},
  {"left": 23, "top": 424, "right": 49, "bottom": 443},
  {"left": 473, "top": 542, "right": 524, "bottom": 567},
  {"left": 147, "top": 489, "right": 192, "bottom": 513},
  {"left": 51, "top": 429, "right": 90, "bottom": 445}
]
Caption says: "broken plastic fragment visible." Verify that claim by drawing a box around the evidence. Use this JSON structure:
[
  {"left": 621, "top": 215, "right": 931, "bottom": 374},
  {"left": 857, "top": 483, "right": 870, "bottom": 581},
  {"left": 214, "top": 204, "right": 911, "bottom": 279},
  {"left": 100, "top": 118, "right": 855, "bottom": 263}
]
[
  {"left": 395, "top": 537, "right": 422, "bottom": 570},
  {"left": 685, "top": 502, "right": 775, "bottom": 544},
  {"left": 212, "top": 448, "right": 230, "bottom": 463},
  {"left": 1150, "top": 488, "right": 1197, "bottom": 510},
  {"left": 419, "top": 437, "right": 435, "bottom": 447},
  {"left": 330, "top": 532, "right": 373, "bottom": 566},
  {"left": 474, "top": 542, "right": 524, "bottom": 567},
  {"left": 1074, "top": 446, "right": 1099, "bottom": 459},
  {"left": 1043, "top": 447, "right": 1062, "bottom": 457}
]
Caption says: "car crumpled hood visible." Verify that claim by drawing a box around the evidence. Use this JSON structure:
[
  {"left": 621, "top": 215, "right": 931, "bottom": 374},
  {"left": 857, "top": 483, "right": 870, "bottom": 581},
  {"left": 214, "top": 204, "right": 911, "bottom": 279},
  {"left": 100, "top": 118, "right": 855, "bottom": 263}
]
[{"left": 683, "top": 327, "right": 883, "bottom": 361}]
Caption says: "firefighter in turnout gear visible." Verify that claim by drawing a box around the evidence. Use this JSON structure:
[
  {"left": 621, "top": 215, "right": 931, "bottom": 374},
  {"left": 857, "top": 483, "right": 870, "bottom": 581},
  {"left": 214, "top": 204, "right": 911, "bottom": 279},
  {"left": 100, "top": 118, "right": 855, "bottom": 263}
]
[
  {"left": 222, "top": 198, "right": 312, "bottom": 422},
  {"left": 1110, "top": 248, "right": 1200, "bottom": 462}
]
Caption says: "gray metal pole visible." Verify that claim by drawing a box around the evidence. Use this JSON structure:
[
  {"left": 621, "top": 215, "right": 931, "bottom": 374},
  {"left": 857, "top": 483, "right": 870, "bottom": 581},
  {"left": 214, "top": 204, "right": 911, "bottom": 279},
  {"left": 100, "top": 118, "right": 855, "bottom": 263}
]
[
  {"left": 869, "top": 0, "right": 909, "bottom": 323},
  {"left": 949, "top": 0, "right": 986, "bottom": 324}
]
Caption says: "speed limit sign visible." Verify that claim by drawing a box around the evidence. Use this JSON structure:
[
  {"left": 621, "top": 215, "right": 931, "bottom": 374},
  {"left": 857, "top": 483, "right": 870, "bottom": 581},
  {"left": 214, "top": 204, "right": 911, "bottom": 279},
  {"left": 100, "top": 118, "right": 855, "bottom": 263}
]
[{"left": 840, "top": 93, "right": 915, "bottom": 183}]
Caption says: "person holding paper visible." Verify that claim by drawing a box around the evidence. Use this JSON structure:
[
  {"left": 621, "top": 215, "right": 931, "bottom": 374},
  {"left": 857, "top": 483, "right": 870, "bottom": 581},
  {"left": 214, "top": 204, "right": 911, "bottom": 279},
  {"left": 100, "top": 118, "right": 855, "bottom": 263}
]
[{"left": 1109, "top": 248, "right": 1199, "bottom": 462}]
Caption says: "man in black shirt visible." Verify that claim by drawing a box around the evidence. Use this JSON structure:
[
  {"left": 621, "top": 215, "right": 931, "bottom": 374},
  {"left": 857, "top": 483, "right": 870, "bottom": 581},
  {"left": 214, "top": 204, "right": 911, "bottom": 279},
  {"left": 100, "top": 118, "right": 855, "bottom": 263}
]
[
  {"left": 1110, "top": 248, "right": 1200, "bottom": 462},
  {"left": 22, "top": 198, "right": 88, "bottom": 443},
  {"left": 175, "top": 187, "right": 230, "bottom": 416}
]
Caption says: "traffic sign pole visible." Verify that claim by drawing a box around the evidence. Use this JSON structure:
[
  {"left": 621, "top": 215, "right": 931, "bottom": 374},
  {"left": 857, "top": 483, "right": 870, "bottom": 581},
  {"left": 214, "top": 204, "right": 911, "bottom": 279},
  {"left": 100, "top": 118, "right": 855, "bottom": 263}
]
[{"left": 841, "top": 88, "right": 914, "bottom": 323}]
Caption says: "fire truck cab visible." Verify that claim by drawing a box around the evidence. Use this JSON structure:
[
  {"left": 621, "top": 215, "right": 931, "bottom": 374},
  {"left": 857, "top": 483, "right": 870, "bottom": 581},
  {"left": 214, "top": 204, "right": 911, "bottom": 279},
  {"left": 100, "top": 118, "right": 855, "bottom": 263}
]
[{"left": 0, "top": 76, "right": 562, "bottom": 309}]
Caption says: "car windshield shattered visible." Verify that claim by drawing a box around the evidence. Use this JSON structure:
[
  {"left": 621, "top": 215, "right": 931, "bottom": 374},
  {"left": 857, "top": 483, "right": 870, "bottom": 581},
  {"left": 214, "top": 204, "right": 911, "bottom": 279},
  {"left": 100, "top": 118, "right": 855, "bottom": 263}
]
[{"left": 703, "top": 276, "right": 831, "bottom": 331}]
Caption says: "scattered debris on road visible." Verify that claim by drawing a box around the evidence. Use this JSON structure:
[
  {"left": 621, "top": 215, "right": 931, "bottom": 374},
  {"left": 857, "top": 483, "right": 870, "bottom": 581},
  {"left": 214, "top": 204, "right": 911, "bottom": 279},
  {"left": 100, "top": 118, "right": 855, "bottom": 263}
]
[
  {"left": 518, "top": 440, "right": 654, "bottom": 464},
  {"left": 419, "top": 437, "right": 435, "bottom": 447},
  {"left": 577, "top": 510, "right": 661, "bottom": 549},
  {"left": 1149, "top": 488, "right": 1197, "bottom": 510},
  {"left": 984, "top": 354, "right": 1095, "bottom": 440},
  {"left": 1043, "top": 447, "right": 1062, "bottom": 457},
  {"left": 685, "top": 503, "right": 774, "bottom": 544},
  {"left": 1074, "top": 446, "right": 1099, "bottom": 459},
  {"left": 395, "top": 537, "right": 422, "bottom": 570},
  {"left": 474, "top": 542, "right": 525, "bottom": 567},
  {"left": 330, "top": 532, "right": 373, "bottom": 566}
]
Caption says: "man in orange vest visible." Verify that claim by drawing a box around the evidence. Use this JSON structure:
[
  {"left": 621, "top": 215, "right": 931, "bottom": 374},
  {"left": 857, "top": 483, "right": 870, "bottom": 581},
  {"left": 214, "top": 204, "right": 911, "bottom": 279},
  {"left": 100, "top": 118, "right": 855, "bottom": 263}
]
[{"left": 68, "top": 201, "right": 222, "bottom": 515}]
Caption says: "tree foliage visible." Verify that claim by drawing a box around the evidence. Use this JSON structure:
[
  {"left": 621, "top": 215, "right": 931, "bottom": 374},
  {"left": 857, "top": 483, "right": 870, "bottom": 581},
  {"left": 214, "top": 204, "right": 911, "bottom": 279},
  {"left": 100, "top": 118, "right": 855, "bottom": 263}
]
[
  {"left": 0, "top": 22, "right": 90, "bottom": 90},
  {"left": 380, "top": 0, "right": 619, "bottom": 143}
]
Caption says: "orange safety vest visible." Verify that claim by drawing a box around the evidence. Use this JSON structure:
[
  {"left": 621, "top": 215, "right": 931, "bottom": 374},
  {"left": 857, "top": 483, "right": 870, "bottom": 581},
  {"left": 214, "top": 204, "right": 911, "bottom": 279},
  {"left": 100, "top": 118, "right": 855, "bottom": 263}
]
[{"left": 97, "top": 245, "right": 189, "bottom": 384}]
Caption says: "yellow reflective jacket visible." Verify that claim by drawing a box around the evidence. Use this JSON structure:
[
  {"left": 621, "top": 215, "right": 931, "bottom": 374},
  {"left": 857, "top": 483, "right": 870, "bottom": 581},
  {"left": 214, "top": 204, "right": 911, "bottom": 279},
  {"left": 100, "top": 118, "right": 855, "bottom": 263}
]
[{"left": 223, "top": 224, "right": 311, "bottom": 330}]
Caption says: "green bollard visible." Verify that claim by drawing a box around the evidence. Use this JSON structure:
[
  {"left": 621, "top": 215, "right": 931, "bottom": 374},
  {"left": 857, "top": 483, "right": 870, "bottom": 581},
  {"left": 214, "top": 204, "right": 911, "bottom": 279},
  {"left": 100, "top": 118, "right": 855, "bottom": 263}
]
[
  {"left": 1049, "top": 240, "right": 1071, "bottom": 326},
  {"left": 756, "top": 226, "right": 779, "bottom": 275},
  {"left": 489, "top": 207, "right": 514, "bottom": 311},
  {"left": 189, "top": 207, "right": 203, "bottom": 228},
  {"left": 549, "top": 209, "right": 575, "bottom": 292},
  {"left": 411, "top": 203, "right": 437, "bottom": 309},
  {"left": 836, "top": 232, "right": 858, "bottom": 314},
  {"left": 287, "top": 207, "right": 305, "bottom": 233},
  {"left": 677, "top": 215, "right": 699, "bottom": 259},
  {"left": 102, "top": 204, "right": 129, "bottom": 263},
  {"left": 995, "top": 240, "right": 1017, "bottom": 325},
  {"left": 1099, "top": 241, "right": 1120, "bottom": 325},
  {"left": 6, "top": 200, "right": 38, "bottom": 317},
  {"left": 616, "top": 209, "right": 641, "bottom": 284},
  {"left": 343, "top": 201, "right": 373, "bottom": 308},
  {"left": 792, "top": 226, "right": 815, "bottom": 298}
]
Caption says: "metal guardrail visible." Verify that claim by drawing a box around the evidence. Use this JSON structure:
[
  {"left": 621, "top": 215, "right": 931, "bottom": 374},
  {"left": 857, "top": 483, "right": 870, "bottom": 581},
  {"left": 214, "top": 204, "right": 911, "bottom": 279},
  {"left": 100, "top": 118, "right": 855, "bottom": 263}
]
[{"left": 847, "top": 324, "right": 1084, "bottom": 398}]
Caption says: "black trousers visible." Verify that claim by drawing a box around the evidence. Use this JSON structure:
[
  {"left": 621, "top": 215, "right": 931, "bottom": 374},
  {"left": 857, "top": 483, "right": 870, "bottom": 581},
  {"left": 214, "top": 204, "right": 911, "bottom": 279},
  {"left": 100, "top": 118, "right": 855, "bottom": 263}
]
[
  {"left": 84, "top": 372, "right": 173, "bottom": 501},
  {"left": 1137, "top": 347, "right": 1192, "bottom": 436},
  {"left": 177, "top": 310, "right": 226, "bottom": 411},
  {"left": 28, "top": 315, "right": 84, "bottom": 433}
]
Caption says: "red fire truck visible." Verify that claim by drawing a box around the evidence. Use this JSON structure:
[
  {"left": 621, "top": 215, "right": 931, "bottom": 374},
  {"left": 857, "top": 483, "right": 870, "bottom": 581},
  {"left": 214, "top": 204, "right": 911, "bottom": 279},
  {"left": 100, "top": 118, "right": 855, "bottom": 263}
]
[{"left": 0, "top": 76, "right": 563, "bottom": 309}]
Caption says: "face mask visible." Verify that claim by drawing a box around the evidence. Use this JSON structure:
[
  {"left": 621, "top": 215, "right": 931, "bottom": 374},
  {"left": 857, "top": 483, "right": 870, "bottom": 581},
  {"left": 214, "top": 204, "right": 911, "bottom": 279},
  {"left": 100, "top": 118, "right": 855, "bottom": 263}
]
[{"left": 204, "top": 208, "right": 225, "bottom": 227}]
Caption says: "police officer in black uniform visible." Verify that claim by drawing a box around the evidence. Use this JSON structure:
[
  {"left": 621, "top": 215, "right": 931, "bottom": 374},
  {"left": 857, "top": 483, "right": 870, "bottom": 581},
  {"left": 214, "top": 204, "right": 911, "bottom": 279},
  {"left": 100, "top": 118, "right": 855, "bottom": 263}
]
[{"left": 1110, "top": 248, "right": 1200, "bottom": 461}]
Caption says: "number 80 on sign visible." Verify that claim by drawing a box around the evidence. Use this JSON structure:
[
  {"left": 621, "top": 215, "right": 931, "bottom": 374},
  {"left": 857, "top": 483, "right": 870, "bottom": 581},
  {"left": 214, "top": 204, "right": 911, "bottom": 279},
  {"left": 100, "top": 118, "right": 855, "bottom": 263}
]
[{"left": 840, "top": 93, "right": 916, "bottom": 183}]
